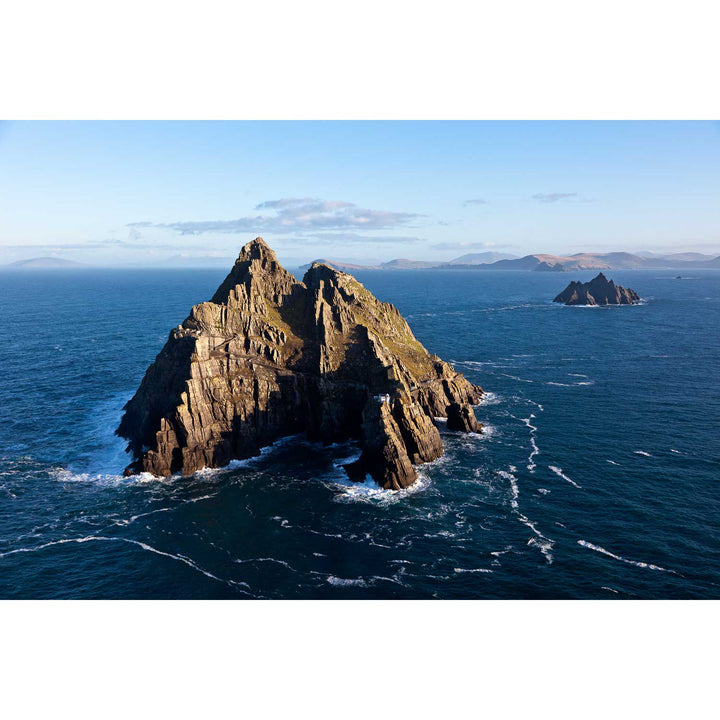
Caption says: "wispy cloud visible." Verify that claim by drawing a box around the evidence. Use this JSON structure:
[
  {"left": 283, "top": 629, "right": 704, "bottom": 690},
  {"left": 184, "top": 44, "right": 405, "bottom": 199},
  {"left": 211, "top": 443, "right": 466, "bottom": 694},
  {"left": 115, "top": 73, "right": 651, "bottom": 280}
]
[
  {"left": 463, "top": 198, "right": 489, "bottom": 206},
  {"left": 131, "top": 197, "right": 423, "bottom": 236},
  {"left": 531, "top": 192, "right": 578, "bottom": 203}
]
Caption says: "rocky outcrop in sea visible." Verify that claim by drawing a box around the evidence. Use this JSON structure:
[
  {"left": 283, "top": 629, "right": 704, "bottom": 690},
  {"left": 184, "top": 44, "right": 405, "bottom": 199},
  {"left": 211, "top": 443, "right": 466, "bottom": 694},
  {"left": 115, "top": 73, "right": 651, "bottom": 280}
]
[
  {"left": 117, "top": 238, "right": 483, "bottom": 489},
  {"left": 553, "top": 272, "right": 640, "bottom": 306}
]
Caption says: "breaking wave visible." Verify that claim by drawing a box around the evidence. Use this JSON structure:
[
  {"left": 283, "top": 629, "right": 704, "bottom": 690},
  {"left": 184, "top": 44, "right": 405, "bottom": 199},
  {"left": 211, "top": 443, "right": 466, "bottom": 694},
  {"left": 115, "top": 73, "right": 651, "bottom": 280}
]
[{"left": 332, "top": 471, "right": 432, "bottom": 505}]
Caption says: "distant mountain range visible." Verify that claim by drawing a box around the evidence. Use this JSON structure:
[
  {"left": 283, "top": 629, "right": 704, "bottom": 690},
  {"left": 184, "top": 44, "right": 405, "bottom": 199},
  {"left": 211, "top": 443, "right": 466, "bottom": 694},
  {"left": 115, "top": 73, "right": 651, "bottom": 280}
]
[
  {"left": 7, "top": 249, "right": 720, "bottom": 272},
  {"left": 301, "top": 251, "right": 720, "bottom": 272},
  {"left": 5, "top": 257, "right": 86, "bottom": 268}
]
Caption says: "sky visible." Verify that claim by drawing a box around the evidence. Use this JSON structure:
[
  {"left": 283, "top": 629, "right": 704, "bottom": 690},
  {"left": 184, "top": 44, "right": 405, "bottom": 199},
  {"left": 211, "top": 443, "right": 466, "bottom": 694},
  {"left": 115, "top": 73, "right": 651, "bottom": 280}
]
[{"left": 0, "top": 120, "right": 719, "bottom": 267}]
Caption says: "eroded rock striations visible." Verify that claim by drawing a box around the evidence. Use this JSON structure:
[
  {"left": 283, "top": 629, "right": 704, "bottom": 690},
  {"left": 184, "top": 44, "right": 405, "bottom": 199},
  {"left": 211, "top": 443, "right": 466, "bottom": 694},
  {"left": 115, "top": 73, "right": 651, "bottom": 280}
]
[
  {"left": 117, "top": 238, "right": 483, "bottom": 490},
  {"left": 553, "top": 272, "right": 640, "bottom": 306}
]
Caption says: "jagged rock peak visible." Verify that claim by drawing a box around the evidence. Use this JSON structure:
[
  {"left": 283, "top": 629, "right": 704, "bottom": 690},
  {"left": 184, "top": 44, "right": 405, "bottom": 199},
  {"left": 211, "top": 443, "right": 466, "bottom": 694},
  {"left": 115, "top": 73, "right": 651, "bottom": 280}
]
[
  {"left": 239, "top": 235, "right": 274, "bottom": 259},
  {"left": 303, "top": 260, "right": 347, "bottom": 287},
  {"left": 210, "top": 236, "right": 297, "bottom": 306},
  {"left": 553, "top": 272, "right": 640, "bottom": 306},
  {"left": 117, "top": 238, "right": 484, "bottom": 490}
]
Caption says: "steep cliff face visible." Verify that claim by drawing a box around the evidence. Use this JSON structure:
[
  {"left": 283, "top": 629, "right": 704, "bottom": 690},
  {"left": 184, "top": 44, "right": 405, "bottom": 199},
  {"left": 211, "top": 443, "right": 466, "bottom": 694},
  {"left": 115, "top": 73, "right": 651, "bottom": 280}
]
[
  {"left": 553, "top": 273, "right": 640, "bottom": 306},
  {"left": 117, "top": 238, "right": 483, "bottom": 489}
]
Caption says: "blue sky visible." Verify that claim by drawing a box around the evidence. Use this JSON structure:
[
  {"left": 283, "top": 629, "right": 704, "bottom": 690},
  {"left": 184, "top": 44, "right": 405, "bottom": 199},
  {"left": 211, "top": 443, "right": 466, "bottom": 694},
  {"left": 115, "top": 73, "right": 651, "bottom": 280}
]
[{"left": 1, "top": 121, "right": 719, "bottom": 266}]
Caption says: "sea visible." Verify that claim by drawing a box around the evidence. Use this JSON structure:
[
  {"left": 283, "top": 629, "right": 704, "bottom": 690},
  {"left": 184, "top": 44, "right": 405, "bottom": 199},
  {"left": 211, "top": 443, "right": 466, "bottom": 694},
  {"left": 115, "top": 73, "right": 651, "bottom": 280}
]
[{"left": 1, "top": 267, "right": 718, "bottom": 599}]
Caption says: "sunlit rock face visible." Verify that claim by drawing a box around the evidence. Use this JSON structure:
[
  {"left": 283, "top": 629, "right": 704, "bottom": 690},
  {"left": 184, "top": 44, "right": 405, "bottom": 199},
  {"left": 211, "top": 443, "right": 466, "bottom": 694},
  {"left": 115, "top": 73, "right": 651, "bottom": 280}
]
[{"left": 118, "top": 238, "right": 483, "bottom": 489}]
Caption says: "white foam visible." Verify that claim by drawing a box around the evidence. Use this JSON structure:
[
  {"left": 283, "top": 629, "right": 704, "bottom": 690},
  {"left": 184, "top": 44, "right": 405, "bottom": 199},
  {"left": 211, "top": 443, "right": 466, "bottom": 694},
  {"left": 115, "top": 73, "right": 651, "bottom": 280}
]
[
  {"left": 546, "top": 380, "right": 594, "bottom": 387},
  {"left": 500, "top": 373, "right": 535, "bottom": 383},
  {"left": 451, "top": 359, "right": 494, "bottom": 369},
  {"left": 521, "top": 415, "right": 539, "bottom": 472},
  {"left": 527, "top": 536, "right": 554, "bottom": 562},
  {"left": 561, "top": 300, "right": 647, "bottom": 309},
  {"left": 490, "top": 546, "right": 513, "bottom": 558},
  {"left": 0, "top": 535, "right": 256, "bottom": 594},
  {"left": 332, "top": 468, "right": 432, "bottom": 505},
  {"left": 476, "top": 423, "right": 496, "bottom": 439},
  {"left": 453, "top": 567, "right": 493, "bottom": 574},
  {"left": 327, "top": 576, "right": 368, "bottom": 587},
  {"left": 331, "top": 451, "right": 362, "bottom": 467},
  {"left": 606, "top": 460, "right": 620, "bottom": 466},
  {"left": 548, "top": 465, "right": 581, "bottom": 488},
  {"left": 171, "top": 434, "right": 309, "bottom": 480},
  {"left": 234, "top": 557, "right": 293, "bottom": 570},
  {"left": 496, "top": 470, "right": 519, "bottom": 509},
  {"left": 191, "top": 458, "right": 254, "bottom": 478},
  {"left": 0, "top": 482, "right": 18, "bottom": 499},
  {"left": 57, "top": 392, "right": 138, "bottom": 482},
  {"left": 633, "top": 450, "right": 652, "bottom": 457},
  {"left": 52, "top": 467, "right": 159, "bottom": 487},
  {"left": 577, "top": 540, "right": 677, "bottom": 574},
  {"left": 496, "top": 468, "right": 554, "bottom": 564},
  {"left": 111, "top": 506, "right": 172, "bottom": 526}
]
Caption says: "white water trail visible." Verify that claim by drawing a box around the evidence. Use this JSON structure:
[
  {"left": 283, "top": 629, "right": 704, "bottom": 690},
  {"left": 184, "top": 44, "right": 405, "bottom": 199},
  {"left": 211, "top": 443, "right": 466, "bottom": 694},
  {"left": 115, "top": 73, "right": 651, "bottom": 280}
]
[
  {"left": 548, "top": 465, "right": 581, "bottom": 488},
  {"left": 577, "top": 540, "right": 678, "bottom": 574},
  {"left": 521, "top": 415, "right": 539, "bottom": 472},
  {"left": 0, "top": 535, "right": 255, "bottom": 594},
  {"left": 497, "top": 469, "right": 554, "bottom": 564}
]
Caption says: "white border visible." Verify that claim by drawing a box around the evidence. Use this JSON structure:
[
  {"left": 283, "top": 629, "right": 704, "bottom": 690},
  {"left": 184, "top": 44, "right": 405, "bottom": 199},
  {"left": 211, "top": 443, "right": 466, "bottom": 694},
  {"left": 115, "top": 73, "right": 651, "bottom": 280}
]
[
  {"left": 1, "top": 0, "right": 719, "bottom": 119},
  {"left": 1, "top": 600, "right": 718, "bottom": 718},
  {"left": 1, "top": 1, "right": 719, "bottom": 716}
]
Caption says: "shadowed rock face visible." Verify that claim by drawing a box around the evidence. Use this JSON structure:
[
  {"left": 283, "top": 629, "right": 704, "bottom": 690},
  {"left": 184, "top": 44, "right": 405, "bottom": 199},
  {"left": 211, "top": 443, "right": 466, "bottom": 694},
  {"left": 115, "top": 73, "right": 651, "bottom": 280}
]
[
  {"left": 117, "top": 237, "right": 483, "bottom": 489},
  {"left": 553, "top": 272, "right": 640, "bottom": 306}
]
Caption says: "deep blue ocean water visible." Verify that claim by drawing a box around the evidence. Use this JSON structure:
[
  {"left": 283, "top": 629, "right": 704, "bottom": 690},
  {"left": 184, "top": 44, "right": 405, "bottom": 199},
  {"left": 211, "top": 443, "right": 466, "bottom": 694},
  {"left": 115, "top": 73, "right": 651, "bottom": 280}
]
[{"left": 0, "top": 267, "right": 718, "bottom": 599}]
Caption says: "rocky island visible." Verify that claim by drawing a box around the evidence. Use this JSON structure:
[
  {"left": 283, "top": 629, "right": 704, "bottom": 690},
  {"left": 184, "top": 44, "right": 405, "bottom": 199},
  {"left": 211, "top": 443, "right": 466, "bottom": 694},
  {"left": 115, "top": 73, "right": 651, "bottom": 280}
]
[
  {"left": 117, "top": 238, "right": 483, "bottom": 490},
  {"left": 553, "top": 272, "right": 640, "bottom": 306}
]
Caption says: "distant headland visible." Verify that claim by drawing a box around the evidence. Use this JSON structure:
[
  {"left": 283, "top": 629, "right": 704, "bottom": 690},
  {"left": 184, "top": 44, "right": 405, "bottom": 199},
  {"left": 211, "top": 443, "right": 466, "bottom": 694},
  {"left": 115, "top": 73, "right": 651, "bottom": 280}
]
[
  {"left": 4, "top": 257, "right": 86, "bottom": 269},
  {"left": 301, "top": 251, "right": 720, "bottom": 273}
]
